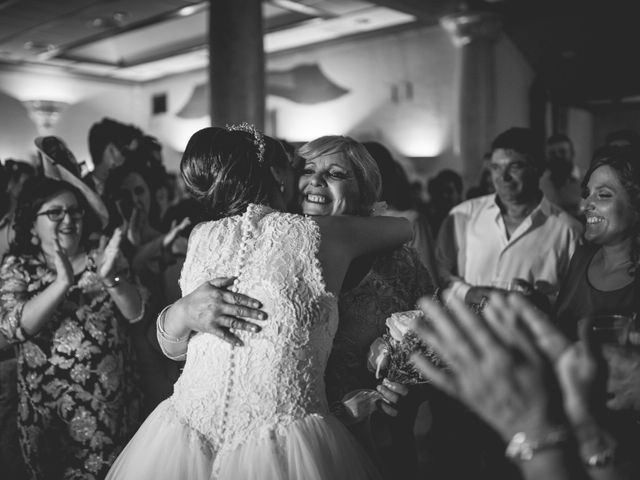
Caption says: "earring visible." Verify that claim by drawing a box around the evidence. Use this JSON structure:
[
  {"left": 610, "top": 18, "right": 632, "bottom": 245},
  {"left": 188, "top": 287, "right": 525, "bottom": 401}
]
[
  {"left": 30, "top": 234, "right": 40, "bottom": 246},
  {"left": 279, "top": 181, "right": 285, "bottom": 193}
]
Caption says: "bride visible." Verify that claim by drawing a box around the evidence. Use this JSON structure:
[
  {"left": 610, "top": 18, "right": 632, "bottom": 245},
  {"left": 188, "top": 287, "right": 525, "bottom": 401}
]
[{"left": 105, "top": 124, "right": 412, "bottom": 480}]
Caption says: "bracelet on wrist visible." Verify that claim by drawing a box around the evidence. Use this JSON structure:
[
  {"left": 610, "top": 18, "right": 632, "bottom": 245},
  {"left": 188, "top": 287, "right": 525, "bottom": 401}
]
[
  {"left": 583, "top": 448, "right": 615, "bottom": 469},
  {"left": 157, "top": 305, "right": 190, "bottom": 343},
  {"left": 505, "top": 429, "right": 570, "bottom": 462},
  {"left": 574, "top": 421, "right": 617, "bottom": 468},
  {"left": 102, "top": 275, "right": 121, "bottom": 289}
]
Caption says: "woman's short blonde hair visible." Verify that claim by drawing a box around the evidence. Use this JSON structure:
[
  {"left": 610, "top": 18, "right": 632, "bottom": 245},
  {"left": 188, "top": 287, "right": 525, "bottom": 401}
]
[{"left": 297, "top": 135, "right": 382, "bottom": 216}]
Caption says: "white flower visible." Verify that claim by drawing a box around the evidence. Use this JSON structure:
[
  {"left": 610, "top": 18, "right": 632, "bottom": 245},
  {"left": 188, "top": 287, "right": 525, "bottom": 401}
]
[
  {"left": 367, "top": 337, "right": 390, "bottom": 379},
  {"left": 385, "top": 310, "right": 424, "bottom": 342}
]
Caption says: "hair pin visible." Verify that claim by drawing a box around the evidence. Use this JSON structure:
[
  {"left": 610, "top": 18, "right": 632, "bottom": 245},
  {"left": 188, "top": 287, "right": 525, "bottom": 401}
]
[{"left": 225, "top": 122, "right": 266, "bottom": 164}]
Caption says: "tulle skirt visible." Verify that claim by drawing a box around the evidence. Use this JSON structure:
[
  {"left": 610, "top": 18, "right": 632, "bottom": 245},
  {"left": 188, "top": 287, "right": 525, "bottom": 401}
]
[{"left": 106, "top": 400, "right": 381, "bottom": 480}]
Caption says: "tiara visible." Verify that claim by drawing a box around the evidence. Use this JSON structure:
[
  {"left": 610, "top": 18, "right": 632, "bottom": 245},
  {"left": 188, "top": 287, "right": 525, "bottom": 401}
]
[{"left": 225, "top": 122, "right": 266, "bottom": 164}]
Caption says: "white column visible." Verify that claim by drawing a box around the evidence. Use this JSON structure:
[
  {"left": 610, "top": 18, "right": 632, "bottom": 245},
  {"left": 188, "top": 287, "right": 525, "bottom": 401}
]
[{"left": 441, "top": 10, "right": 502, "bottom": 186}]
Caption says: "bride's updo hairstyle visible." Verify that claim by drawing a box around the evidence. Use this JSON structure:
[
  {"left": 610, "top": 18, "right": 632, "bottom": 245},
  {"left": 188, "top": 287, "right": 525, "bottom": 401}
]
[{"left": 181, "top": 125, "right": 289, "bottom": 220}]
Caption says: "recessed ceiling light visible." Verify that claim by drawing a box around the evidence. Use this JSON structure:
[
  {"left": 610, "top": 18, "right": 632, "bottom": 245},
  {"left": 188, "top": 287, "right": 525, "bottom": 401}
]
[
  {"left": 23, "top": 41, "right": 57, "bottom": 52},
  {"left": 112, "top": 11, "right": 129, "bottom": 23},
  {"left": 178, "top": 5, "right": 199, "bottom": 16},
  {"left": 89, "top": 11, "right": 130, "bottom": 28},
  {"left": 89, "top": 17, "right": 105, "bottom": 27}
]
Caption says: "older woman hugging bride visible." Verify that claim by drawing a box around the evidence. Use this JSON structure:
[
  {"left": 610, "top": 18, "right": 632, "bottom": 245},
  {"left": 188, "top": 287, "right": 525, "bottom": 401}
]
[
  {"left": 161, "top": 134, "right": 434, "bottom": 478},
  {"left": 105, "top": 125, "right": 412, "bottom": 480}
]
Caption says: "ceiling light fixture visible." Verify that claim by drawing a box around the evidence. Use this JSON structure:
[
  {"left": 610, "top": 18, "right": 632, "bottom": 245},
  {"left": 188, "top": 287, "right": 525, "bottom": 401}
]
[
  {"left": 23, "top": 41, "right": 57, "bottom": 52},
  {"left": 89, "top": 11, "right": 130, "bottom": 29},
  {"left": 178, "top": 4, "right": 201, "bottom": 17},
  {"left": 22, "top": 99, "right": 69, "bottom": 134}
]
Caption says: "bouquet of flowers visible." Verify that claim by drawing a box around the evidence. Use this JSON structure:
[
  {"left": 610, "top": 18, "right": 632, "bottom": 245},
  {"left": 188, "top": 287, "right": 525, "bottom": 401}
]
[
  {"left": 367, "top": 310, "right": 446, "bottom": 385},
  {"left": 339, "top": 308, "right": 448, "bottom": 423}
]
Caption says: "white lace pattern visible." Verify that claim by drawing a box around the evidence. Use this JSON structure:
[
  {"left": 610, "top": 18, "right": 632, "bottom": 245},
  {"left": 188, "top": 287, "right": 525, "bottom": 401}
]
[{"left": 171, "top": 204, "right": 338, "bottom": 469}]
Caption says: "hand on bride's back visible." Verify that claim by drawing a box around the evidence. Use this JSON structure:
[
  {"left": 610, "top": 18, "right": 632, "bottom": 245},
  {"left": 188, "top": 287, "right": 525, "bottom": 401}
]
[{"left": 176, "top": 276, "right": 268, "bottom": 346}]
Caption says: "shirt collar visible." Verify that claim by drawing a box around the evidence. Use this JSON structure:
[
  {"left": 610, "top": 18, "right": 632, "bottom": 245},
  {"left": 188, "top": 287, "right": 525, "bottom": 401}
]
[{"left": 488, "top": 193, "right": 551, "bottom": 220}]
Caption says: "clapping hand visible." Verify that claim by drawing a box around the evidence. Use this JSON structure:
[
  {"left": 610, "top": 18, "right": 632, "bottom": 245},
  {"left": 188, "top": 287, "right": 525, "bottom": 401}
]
[
  {"left": 52, "top": 237, "right": 74, "bottom": 288},
  {"left": 163, "top": 217, "right": 191, "bottom": 249},
  {"left": 410, "top": 294, "right": 566, "bottom": 441},
  {"left": 117, "top": 202, "right": 143, "bottom": 247},
  {"left": 97, "top": 228, "right": 125, "bottom": 282},
  {"left": 603, "top": 344, "right": 640, "bottom": 411},
  {"left": 505, "top": 294, "right": 605, "bottom": 426}
]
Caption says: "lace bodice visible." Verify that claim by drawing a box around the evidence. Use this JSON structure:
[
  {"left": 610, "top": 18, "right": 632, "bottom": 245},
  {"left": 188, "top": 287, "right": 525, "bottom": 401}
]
[{"left": 171, "top": 205, "right": 338, "bottom": 456}]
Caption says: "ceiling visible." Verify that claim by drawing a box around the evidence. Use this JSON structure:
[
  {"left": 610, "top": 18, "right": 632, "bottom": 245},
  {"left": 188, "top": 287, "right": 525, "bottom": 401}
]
[
  {"left": 0, "top": 0, "right": 416, "bottom": 81},
  {"left": 0, "top": 0, "right": 637, "bottom": 107}
]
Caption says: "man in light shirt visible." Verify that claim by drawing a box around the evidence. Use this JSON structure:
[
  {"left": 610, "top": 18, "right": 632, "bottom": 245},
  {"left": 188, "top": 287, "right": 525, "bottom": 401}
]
[{"left": 436, "top": 127, "right": 583, "bottom": 308}]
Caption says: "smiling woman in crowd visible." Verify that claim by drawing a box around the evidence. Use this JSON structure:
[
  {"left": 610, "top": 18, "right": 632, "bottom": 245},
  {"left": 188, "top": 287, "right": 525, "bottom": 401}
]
[
  {"left": 554, "top": 145, "right": 640, "bottom": 338},
  {"left": 297, "top": 135, "right": 434, "bottom": 479},
  {"left": 0, "top": 176, "right": 145, "bottom": 479}
]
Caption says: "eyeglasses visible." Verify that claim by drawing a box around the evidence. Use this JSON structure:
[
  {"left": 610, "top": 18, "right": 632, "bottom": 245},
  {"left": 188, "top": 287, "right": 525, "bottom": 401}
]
[{"left": 36, "top": 206, "right": 84, "bottom": 222}]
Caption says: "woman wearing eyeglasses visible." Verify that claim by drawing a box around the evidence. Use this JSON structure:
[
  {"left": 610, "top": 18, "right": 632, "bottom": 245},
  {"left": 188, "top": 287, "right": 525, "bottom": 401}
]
[{"left": 0, "top": 176, "right": 145, "bottom": 479}]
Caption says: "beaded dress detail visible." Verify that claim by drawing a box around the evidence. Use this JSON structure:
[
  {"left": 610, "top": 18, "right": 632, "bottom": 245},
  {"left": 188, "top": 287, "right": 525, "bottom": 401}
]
[{"left": 106, "top": 204, "right": 380, "bottom": 480}]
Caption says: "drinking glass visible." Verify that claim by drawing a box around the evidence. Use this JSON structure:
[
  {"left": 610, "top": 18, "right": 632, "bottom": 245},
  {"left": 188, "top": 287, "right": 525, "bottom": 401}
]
[{"left": 582, "top": 314, "right": 634, "bottom": 346}]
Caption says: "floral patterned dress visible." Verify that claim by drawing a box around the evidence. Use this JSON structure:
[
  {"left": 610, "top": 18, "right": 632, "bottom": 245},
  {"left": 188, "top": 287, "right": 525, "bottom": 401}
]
[{"left": 0, "top": 250, "right": 142, "bottom": 480}]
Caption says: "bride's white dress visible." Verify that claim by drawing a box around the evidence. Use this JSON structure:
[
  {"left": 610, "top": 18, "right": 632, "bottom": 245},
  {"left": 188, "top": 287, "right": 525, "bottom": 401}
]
[{"left": 106, "top": 204, "right": 381, "bottom": 479}]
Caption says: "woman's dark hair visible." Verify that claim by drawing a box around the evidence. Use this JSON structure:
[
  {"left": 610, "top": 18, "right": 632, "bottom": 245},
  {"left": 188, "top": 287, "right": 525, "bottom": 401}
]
[
  {"left": 363, "top": 141, "right": 415, "bottom": 211},
  {"left": 180, "top": 127, "right": 288, "bottom": 220},
  {"left": 428, "top": 169, "right": 463, "bottom": 198},
  {"left": 10, "top": 177, "right": 93, "bottom": 256},
  {"left": 583, "top": 145, "right": 640, "bottom": 275},
  {"left": 88, "top": 117, "right": 141, "bottom": 167},
  {"left": 4, "top": 159, "right": 36, "bottom": 184}
]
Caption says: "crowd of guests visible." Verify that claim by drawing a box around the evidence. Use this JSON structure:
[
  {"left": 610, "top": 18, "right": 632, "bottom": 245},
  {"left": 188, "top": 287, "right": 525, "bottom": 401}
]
[{"left": 0, "top": 116, "right": 639, "bottom": 480}]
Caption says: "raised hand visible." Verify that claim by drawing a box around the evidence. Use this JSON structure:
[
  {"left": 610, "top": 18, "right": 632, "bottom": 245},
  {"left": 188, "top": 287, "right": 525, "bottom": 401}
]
[
  {"left": 52, "top": 237, "right": 74, "bottom": 288},
  {"left": 602, "top": 344, "right": 640, "bottom": 411},
  {"left": 163, "top": 217, "right": 191, "bottom": 249},
  {"left": 506, "top": 294, "right": 605, "bottom": 425},
  {"left": 118, "top": 204, "right": 143, "bottom": 247},
  {"left": 410, "top": 295, "right": 566, "bottom": 441},
  {"left": 97, "top": 228, "right": 124, "bottom": 282}
]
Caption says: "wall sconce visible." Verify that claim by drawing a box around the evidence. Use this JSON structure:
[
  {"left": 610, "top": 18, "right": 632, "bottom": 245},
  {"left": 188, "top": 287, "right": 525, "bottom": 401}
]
[
  {"left": 22, "top": 99, "right": 69, "bottom": 134},
  {"left": 390, "top": 81, "right": 413, "bottom": 103}
]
